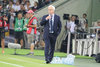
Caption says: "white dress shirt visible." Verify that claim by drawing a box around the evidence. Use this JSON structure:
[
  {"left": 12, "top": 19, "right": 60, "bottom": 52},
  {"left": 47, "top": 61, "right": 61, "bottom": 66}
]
[
  {"left": 24, "top": 5, "right": 31, "bottom": 12},
  {"left": 49, "top": 14, "right": 54, "bottom": 33},
  {"left": 6, "top": 5, "right": 15, "bottom": 10},
  {"left": 80, "top": 18, "right": 86, "bottom": 30},
  {"left": 14, "top": 5, "right": 21, "bottom": 11},
  {"left": 70, "top": 21, "right": 76, "bottom": 33},
  {"left": 29, "top": 0, "right": 38, "bottom": 7}
]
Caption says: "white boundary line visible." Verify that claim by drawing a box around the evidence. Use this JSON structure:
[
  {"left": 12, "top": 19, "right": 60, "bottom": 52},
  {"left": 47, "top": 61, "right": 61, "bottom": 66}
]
[
  {"left": 0, "top": 54, "right": 45, "bottom": 66},
  {"left": 9, "top": 58, "right": 45, "bottom": 65},
  {"left": 0, "top": 61, "right": 24, "bottom": 67},
  {"left": 0, "top": 56, "right": 45, "bottom": 66}
]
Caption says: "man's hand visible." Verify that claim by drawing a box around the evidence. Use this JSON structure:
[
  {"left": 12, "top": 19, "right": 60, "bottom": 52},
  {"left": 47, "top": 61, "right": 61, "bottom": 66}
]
[
  {"left": 26, "top": 24, "right": 37, "bottom": 28},
  {"left": 26, "top": 25, "right": 33, "bottom": 27},
  {"left": 26, "top": 25, "right": 30, "bottom": 27},
  {"left": 46, "top": 16, "right": 51, "bottom": 20}
]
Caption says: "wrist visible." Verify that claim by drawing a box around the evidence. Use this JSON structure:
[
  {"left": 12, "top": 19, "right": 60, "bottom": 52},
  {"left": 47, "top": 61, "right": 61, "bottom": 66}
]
[{"left": 46, "top": 18, "right": 48, "bottom": 20}]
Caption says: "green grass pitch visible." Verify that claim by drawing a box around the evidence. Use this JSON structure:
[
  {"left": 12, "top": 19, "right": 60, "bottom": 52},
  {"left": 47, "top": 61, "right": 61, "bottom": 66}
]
[{"left": 0, "top": 48, "right": 92, "bottom": 67}]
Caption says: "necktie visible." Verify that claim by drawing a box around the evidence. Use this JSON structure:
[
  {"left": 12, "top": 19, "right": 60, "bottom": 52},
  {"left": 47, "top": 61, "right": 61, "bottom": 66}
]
[{"left": 50, "top": 15, "right": 53, "bottom": 33}]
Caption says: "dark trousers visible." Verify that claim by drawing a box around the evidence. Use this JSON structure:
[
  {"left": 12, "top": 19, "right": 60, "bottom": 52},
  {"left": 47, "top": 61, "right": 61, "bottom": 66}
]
[
  {"left": 9, "top": 29, "right": 14, "bottom": 36},
  {"left": 65, "top": 33, "right": 74, "bottom": 53},
  {"left": 44, "top": 33, "right": 57, "bottom": 62},
  {"left": 70, "top": 33, "right": 74, "bottom": 53},
  {"left": 23, "top": 31, "right": 28, "bottom": 48}
]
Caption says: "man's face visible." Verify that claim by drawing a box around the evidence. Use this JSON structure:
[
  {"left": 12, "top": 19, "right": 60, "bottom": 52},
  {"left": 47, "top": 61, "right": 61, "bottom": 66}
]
[
  {"left": 48, "top": 7, "right": 54, "bottom": 15},
  {"left": 83, "top": 15, "right": 86, "bottom": 18},
  {"left": 26, "top": 2, "right": 30, "bottom": 5},
  {"left": 28, "top": 13, "right": 33, "bottom": 17},
  {"left": 9, "top": 1, "right": 13, "bottom": 5},
  {"left": 23, "top": 0, "right": 26, "bottom": 2},
  {"left": 0, "top": 5, "right": 2, "bottom": 10},
  {"left": 71, "top": 16, "right": 76, "bottom": 21},
  {"left": 26, "top": 13, "right": 30, "bottom": 18},
  {"left": 16, "top": 2, "right": 19, "bottom": 5},
  {"left": 4, "top": 0, "right": 6, "bottom": 1},
  {"left": 18, "top": 14, "right": 22, "bottom": 19},
  {"left": 34, "top": 2, "right": 37, "bottom": 6}
]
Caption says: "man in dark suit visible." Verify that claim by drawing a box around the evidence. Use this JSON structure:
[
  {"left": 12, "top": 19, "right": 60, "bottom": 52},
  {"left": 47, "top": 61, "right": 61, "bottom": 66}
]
[{"left": 40, "top": 5, "right": 62, "bottom": 64}]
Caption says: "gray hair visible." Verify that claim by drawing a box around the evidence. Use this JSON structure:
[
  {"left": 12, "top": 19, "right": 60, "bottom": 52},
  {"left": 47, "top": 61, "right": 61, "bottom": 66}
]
[{"left": 48, "top": 5, "right": 55, "bottom": 11}]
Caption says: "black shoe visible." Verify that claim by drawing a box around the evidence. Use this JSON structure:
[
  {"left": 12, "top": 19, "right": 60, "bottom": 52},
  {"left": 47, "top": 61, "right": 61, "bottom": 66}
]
[{"left": 46, "top": 61, "right": 50, "bottom": 64}]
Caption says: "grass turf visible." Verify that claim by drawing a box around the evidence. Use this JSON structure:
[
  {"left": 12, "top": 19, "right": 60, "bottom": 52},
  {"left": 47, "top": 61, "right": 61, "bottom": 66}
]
[{"left": 0, "top": 48, "right": 93, "bottom": 67}]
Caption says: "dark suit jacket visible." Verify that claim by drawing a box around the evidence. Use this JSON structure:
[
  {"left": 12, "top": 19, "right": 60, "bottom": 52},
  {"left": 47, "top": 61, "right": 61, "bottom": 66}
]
[{"left": 40, "top": 14, "right": 62, "bottom": 39}]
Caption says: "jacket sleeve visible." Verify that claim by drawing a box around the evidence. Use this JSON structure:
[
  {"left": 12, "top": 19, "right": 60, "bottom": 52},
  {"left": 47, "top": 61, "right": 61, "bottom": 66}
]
[
  {"left": 40, "top": 15, "right": 48, "bottom": 26},
  {"left": 57, "top": 16, "right": 62, "bottom": 35}
]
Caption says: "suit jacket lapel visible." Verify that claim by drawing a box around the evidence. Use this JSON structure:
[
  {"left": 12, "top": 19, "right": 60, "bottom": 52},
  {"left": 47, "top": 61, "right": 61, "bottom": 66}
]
[{"left": 54, "top": 14, "right": 56, "bottom": 26}]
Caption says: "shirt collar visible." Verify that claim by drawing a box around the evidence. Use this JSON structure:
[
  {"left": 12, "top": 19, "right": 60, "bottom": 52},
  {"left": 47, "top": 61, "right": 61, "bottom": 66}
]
[
  {"left": 49, "top": 14, "right": 54, "bottom": 20},
  {"left": 49, "top": 14, "right": 54, "bottom": 17}
]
